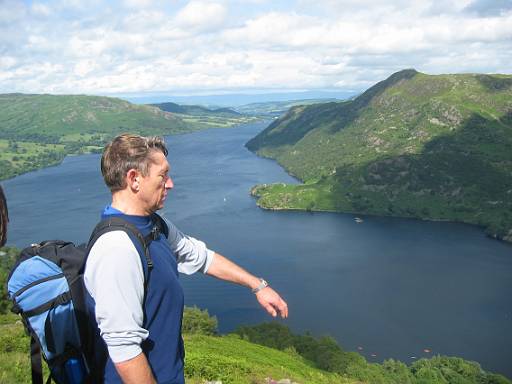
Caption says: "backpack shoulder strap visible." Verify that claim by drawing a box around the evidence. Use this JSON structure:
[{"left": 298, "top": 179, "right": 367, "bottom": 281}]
[
  {"left": 87, "top": 214, "right": 168, "bottom": 272},
  {"left": 30, "top": 335, "right": 43, "bottom": 384},
  {"left": 148, "top": 213, "right": 169, "bottom": 240},
  {"left": 87, "top": 216, "right": 153, "bottom": 271}
]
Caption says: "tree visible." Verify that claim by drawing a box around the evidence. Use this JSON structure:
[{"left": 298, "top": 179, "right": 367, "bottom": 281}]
[{"left": 182, "top": 306, "right": 218, "bottom": 336}]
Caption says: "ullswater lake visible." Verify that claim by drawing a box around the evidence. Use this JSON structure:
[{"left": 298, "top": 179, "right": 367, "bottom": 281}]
[{"left": 3, "top": 121, "right": 512, "bottom": 377}]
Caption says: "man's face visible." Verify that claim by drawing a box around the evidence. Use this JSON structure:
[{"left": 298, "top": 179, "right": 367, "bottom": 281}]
[{"left": 138, "top": 151, "right": 173, "bottom": 214}]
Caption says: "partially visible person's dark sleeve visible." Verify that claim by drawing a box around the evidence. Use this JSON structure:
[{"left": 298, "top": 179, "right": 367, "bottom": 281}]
[{"left": 0, "top": 185, "right": 8, "bottom": 247}]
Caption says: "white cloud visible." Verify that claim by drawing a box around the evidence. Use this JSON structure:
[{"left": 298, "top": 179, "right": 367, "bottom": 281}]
[
  {"left": 122, "top": 10, "right": 166, "bottom": 29},
  {"left": 0, "top": 0, "right": 511, "bottom": 95},
  {"left": 174, "top": 1, "right": 227, "bottom": 31},
  {"left": 74, "top": 60, "right": 97, "bottom": 77},
  {"left": 0, "top": 56, "right": 17, "bottom": 70},
  {"left": 123, "top": 0, "right": 154, "bottom": 8},
  {"left": 31, "top": 3, "right": 52, "bottom": 16}
]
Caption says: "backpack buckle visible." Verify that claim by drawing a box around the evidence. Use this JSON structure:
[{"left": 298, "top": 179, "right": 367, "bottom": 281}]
[
  {"left": 56, "top": 292, "right": 72, "bottom": 306},
  {"left": 149, "top": 225, "right": 160, "bottom": 241},
  {"left": 11, "top": 301, "right": 21, "bottom": 315}
]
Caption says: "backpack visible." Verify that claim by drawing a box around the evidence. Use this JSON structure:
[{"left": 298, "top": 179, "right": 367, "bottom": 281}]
[{"left": 7, "top": 214, "right": 168, "bottom": 384}]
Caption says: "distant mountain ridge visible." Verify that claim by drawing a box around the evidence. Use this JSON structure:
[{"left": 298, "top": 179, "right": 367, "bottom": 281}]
[
  {"left": 151, "top": 101, "right": 241, "bottom": 117},
  {"left": 247, "top": 70, "right": 512, "bottom": 242},
  {"left": 235, "top": 98, "right": 341, "bottom": 117},
  {"left": 123, "top": 90, "right": 357, "bottom": 106}
]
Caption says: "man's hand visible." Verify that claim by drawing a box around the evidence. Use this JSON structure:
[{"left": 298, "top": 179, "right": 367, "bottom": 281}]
[{"left": 255, "top": 287, "right": 288, "bottom": 318}]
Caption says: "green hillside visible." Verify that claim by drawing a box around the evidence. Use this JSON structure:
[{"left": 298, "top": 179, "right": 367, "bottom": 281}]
[
  {"left": 246, "top": 70, "right": 512, "bottom": 242},
  {"left": 1, "top": 313, "right": 510, "bottom": 384},
  {"left": 0, "top": 93, "right": 193, "bottom": 180},
  {"left": 2, "top": 324, "right": 510, "bottom": 384},
  {"left": 0, "top": 93, "right": 188, "bottom": 142},
  {"left": 0, "top": 317, "right": 352, "bottom": 384}
]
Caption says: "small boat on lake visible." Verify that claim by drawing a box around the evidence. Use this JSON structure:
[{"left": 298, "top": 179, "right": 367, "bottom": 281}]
[{"left": 355, "top": 217, "right": 364, "bottom": 223}]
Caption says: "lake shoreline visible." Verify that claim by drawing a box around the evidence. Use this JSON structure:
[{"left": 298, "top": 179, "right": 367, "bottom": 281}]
[
  {"left": 247, "top": 146, "right": 512, "bottom": 246},
  {"left": 251, "top": 184, "right": 512, "bottom": 246}
]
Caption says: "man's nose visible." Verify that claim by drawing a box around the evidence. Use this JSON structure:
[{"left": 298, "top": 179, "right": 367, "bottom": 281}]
[{"left": 165, "top": 176, "right": 174, "bottom": 189}]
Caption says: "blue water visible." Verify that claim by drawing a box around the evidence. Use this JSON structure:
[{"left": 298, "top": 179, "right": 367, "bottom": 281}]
[{"left": 3, "top": 121, "right": 512, "bottom": 377}]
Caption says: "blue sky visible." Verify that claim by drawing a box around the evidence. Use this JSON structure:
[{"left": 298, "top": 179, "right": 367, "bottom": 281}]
[{"left": 1, "top": 0, "right": 511, "bottom": 96}]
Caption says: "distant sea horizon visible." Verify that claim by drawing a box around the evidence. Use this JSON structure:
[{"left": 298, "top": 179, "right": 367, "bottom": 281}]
[{"left": 115, "top": 89, "right": 359, "bottom": 106}]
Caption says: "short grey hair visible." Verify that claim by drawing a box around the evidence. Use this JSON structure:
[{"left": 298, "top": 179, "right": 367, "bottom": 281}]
[{"left": 101, "top": 133, "right": 168, "bottom": 192}]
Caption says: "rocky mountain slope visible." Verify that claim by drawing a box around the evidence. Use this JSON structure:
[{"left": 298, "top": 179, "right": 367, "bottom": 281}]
[{"left": 247, "top": 70, "right": 512, "bottom": 242}]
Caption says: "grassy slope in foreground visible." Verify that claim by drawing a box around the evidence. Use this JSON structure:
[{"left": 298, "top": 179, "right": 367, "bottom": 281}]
[
  {"left": 246, "top": 70, "right": 512, "bottom": 242},
  {"left": 1, "top": 314, "right": 510, "bottom": 384},
  {"left": 0, "top": 314, "right": 352, "bottom": 384},
  {"left": 184, "top": 334, "right": 354, "bottom": 384},
  {"left": 0, "top": 94, "right": 190, "bottom": 180}
]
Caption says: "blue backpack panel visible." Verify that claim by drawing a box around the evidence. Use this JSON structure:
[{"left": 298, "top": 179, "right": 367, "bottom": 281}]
[
  {"left": 8, "top": 241, "right": 90, "bottom": 383},
  {"left": 7, "top": 214, "right": 167, "bottom": 384}
]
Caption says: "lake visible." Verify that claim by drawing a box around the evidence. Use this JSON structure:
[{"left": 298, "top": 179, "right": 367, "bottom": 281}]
[{"left": 3, "top": 121, "right": 512, "bottom": 377}]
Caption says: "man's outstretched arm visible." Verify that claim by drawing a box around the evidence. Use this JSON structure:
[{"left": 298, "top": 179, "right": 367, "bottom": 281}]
[{"left": 205, "top": 252, "right": 289, "bottom": 319}]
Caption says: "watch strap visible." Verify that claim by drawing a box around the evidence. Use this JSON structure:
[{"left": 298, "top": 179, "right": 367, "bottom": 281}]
[{"left": 252, "top": 278, "right": 268, "bottom": 293}]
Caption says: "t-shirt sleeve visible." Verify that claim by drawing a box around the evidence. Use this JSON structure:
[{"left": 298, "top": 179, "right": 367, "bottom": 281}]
[
  {"left": 84, "top": 231, "right": 148, "bottom": 363},
  {"left": 164, "top": 218, "right": 214, "bottom": 275}
]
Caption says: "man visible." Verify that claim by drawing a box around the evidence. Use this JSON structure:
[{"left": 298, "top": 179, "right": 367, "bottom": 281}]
[{"left": 84, "top": 134, "right": 288, "bottom": 384}]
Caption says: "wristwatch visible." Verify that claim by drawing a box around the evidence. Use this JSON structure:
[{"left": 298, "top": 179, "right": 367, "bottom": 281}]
[{"left": 252, "top": 278, "right": 269, "bottom": 293}]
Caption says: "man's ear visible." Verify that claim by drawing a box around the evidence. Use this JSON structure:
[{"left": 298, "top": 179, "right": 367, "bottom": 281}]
[{"left": 126, "top": 169, "right": 140, "bottom": 191}]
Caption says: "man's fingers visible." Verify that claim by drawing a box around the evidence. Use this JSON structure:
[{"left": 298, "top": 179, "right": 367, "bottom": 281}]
[
  {"left": 264, "top": 303, "right": 277, "bottom": 317},
  {"left": 279, "top": 300, "right": 288, "bottom": 318},
  {"left": 269, "top": 298, "right": 288, "bottom": 318},
  {"left": 256, "top": 288, "right": 288, "bottom": 318},
  {"left": 276, "top": 299, "right": 288, "bottom": 318}
]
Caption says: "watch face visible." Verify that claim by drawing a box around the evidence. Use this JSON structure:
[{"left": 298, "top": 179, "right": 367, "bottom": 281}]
[{"left": 253, "top": 278, "right": 268, "bottom": 293}]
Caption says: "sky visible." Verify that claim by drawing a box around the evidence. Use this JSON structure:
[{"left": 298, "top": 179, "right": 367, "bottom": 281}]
[{"left": 1, "top": 0, "right": 511, "bottom": 97}]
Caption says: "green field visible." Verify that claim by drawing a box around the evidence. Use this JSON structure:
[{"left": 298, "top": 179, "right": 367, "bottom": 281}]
[
  {"left": 0, "top": 139, "right": 68, "bottom": 179},
  {"left": 176, "top": 113, "right": 258, "bottom": 129}
]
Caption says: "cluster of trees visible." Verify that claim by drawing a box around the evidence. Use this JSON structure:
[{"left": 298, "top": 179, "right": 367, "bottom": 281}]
[
  {"left": 0, "top": 133, "right": 60, "bottom": 144},
  {"left": 235, "top": 322, "right": 362, "bottom": 372},
  {"left": 0, "top": 160, "right": 18, "bottom": 181},
  {"left": 182, "top": 306, "right": 218, "bottom": 336},
  {"left": 234, "top": 322, "right": 510, "bottom": 384},
  {"left": 1, "top": 150, "right": 66, "bottom": 180}
]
